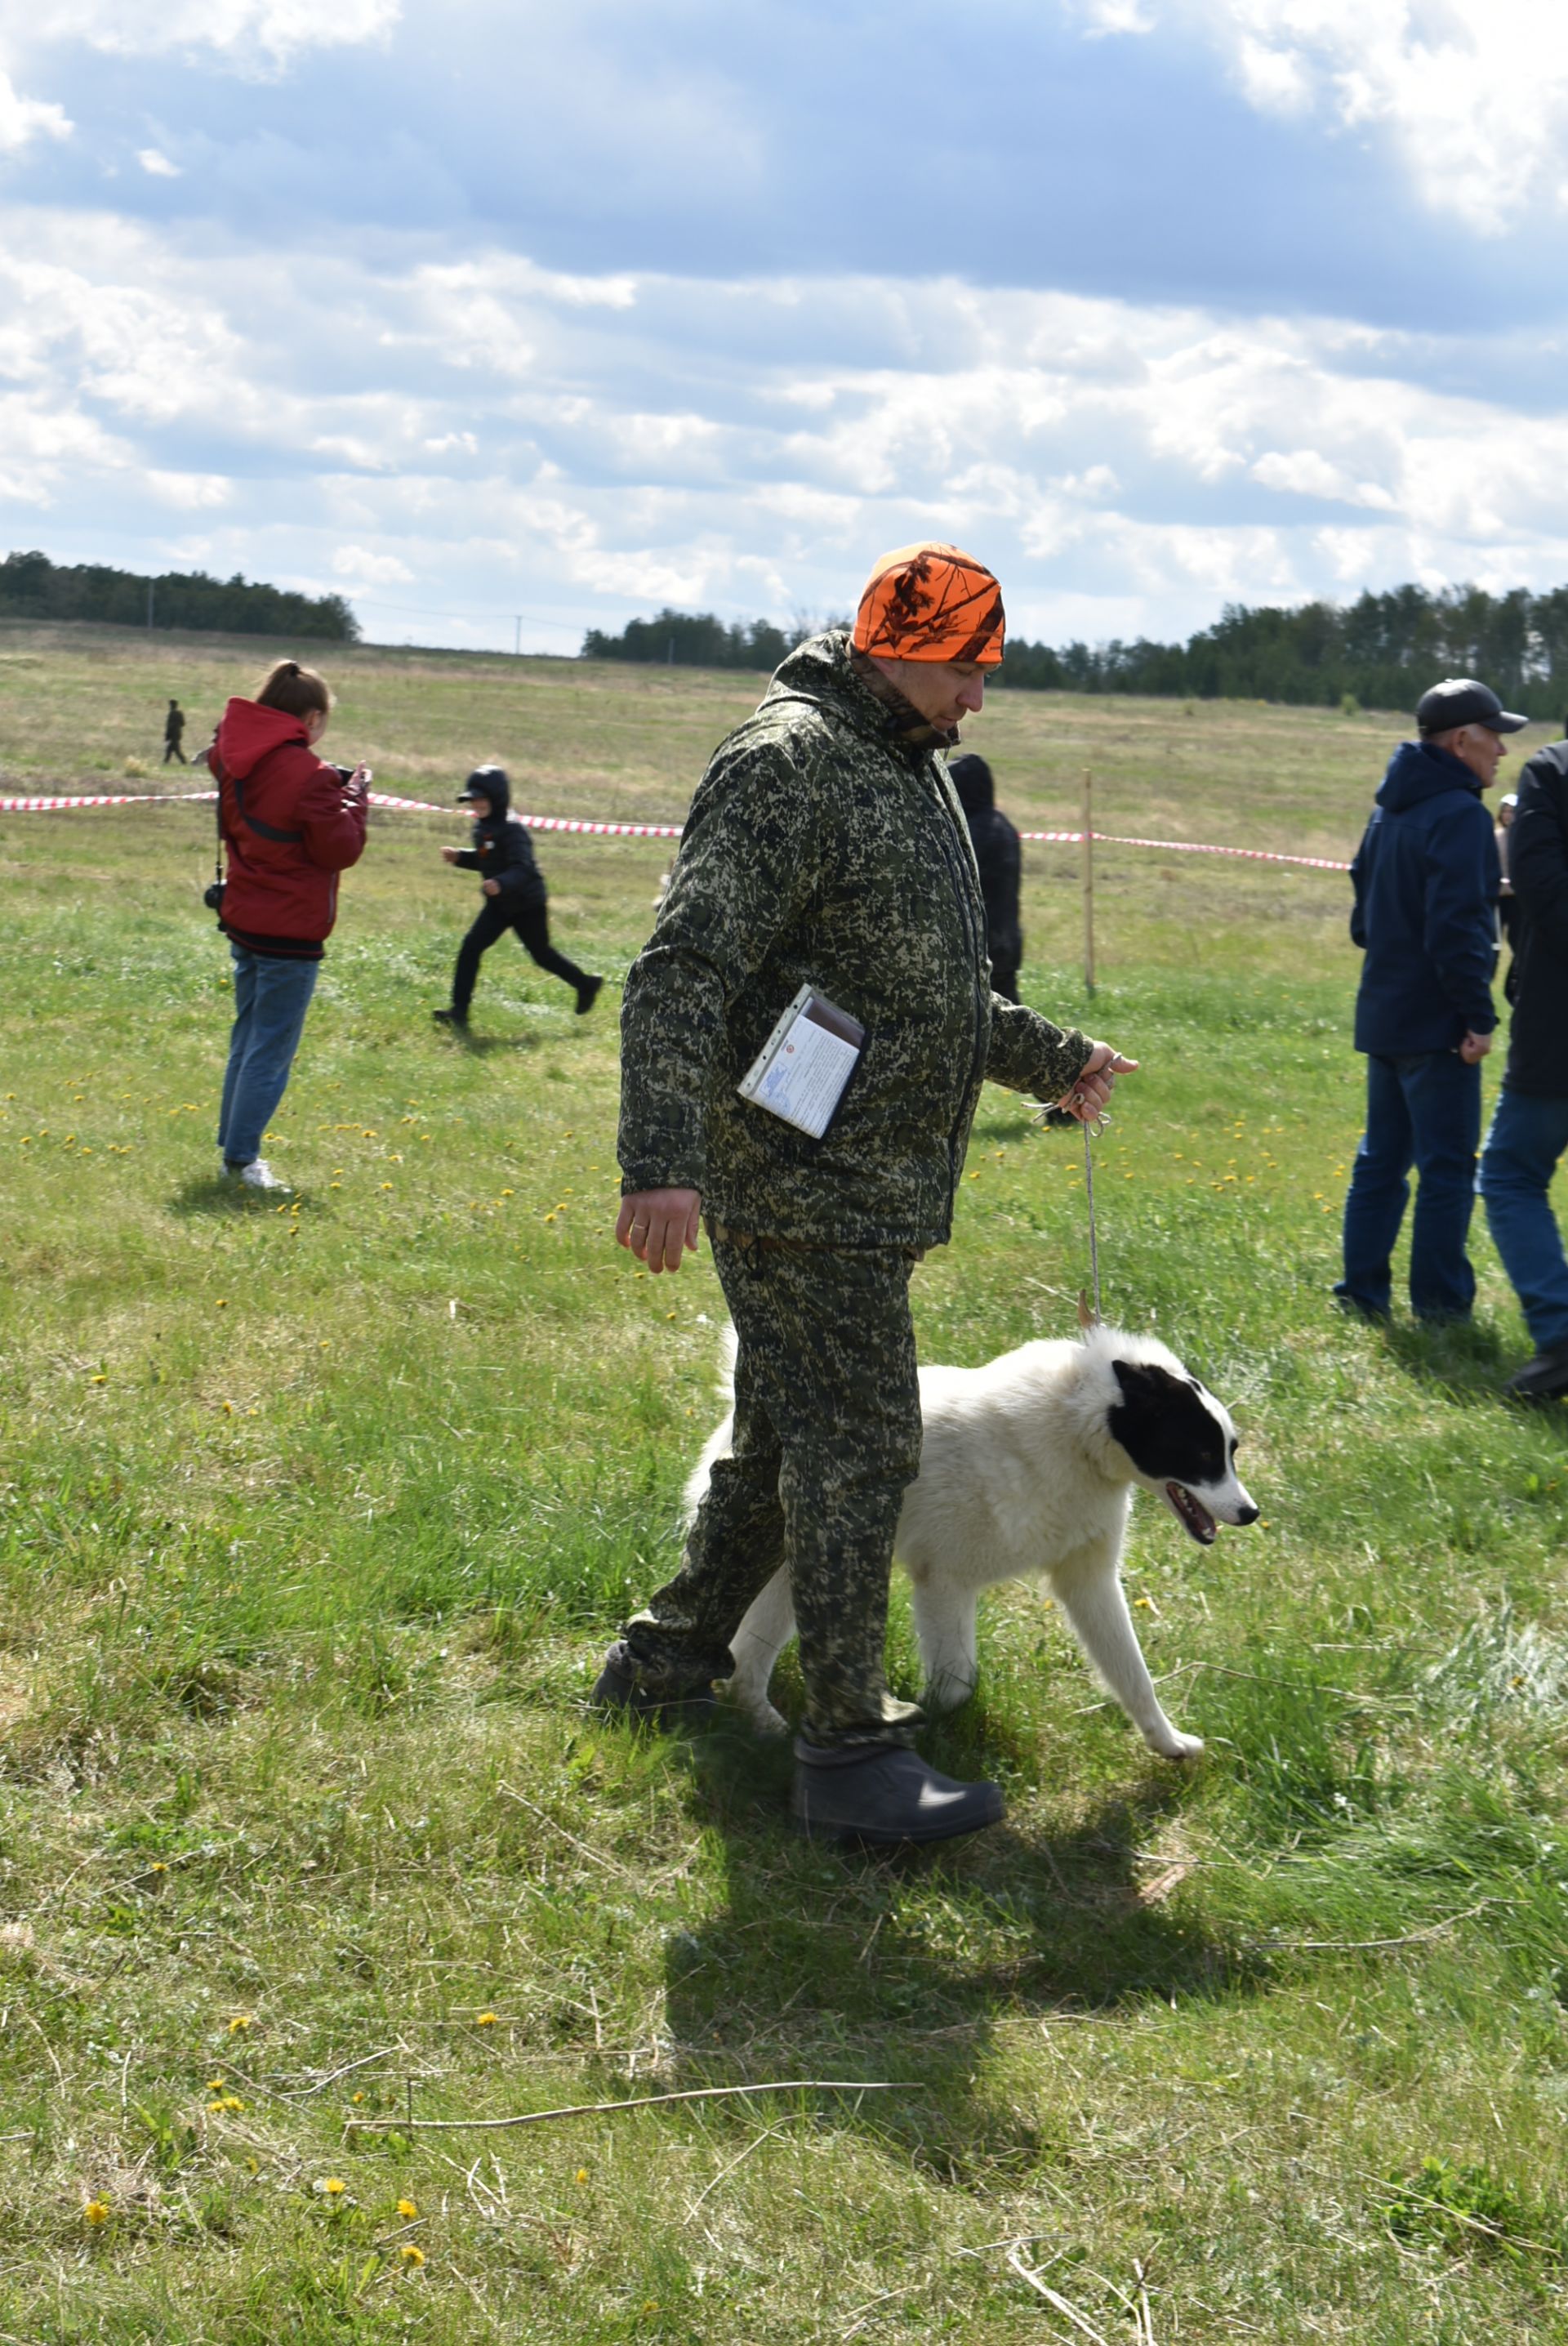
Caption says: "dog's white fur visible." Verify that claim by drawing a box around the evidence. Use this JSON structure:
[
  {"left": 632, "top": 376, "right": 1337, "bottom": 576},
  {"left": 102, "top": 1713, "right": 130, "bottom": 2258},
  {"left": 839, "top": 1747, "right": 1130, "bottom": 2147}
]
[{"left": 685, "top": 1322, "right": 1255, "bottom": 1757}]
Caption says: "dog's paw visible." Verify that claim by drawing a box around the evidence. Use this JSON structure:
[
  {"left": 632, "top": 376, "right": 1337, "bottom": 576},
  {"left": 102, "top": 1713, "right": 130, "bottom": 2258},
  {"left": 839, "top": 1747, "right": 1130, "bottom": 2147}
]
[{"left": 1148, "top": 1728, "right": 1204, "bottom": 1762}]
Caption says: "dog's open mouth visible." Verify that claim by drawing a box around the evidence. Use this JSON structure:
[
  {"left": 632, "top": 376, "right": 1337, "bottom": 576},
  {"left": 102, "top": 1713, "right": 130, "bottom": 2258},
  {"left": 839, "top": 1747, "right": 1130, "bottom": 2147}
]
[{"left": 1166, "top": 1483, "right": 1218, "bottom": 1544}]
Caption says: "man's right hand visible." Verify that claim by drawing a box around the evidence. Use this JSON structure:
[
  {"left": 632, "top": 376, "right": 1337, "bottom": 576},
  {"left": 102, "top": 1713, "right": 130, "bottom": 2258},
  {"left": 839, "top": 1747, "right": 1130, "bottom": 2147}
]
[
  {"left": 616, "top": 1188, "right": 702, "bottom": 1274},
  {"left": 1459, "top": 1029, "right": 1493, "bottom": 1064},
  {"left": 441, "top": 845, "right": 460, "bottom": 864}
]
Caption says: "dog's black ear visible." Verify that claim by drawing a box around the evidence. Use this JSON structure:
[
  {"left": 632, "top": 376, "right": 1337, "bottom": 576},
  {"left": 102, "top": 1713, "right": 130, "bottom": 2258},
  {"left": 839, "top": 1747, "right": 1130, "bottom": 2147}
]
[{"left": 1109, "top": 1356, "right": 1227, "bottom": 1484}]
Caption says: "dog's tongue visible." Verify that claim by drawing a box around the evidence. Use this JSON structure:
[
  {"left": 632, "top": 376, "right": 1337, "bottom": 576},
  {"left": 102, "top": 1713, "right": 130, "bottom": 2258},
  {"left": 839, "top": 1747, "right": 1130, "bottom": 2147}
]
[{"left": 1167, "top": 1483, "right": 1218, "bottom": 1545}]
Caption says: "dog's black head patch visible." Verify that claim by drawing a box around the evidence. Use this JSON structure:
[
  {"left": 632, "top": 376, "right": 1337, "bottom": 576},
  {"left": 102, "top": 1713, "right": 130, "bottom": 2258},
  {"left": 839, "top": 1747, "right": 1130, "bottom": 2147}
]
[{"left": 1107, "top": 1357, "right": 1227, "bottom": 1487}]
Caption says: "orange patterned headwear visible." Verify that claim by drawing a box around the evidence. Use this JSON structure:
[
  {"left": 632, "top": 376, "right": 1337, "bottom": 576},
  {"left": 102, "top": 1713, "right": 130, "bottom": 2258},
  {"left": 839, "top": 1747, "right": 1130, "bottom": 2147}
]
[{"left": 851, "top": 541, "right": 1005, "bottom": 666}]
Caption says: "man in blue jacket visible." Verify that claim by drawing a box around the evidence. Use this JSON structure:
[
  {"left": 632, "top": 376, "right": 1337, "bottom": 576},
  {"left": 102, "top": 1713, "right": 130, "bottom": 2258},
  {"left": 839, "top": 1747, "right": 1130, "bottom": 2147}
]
[{"left": 1336, "top": 678, "right": 1523, "bottom": 1322}]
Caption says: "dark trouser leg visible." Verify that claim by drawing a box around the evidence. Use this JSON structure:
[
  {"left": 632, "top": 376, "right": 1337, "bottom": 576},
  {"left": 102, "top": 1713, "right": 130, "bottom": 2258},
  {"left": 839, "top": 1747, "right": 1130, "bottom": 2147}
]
[
  {"left": 990, "top": 962, "right": 1020, "bottom": 1006},
  {"left": 1480, "top": 1086, "right": 1568, "bottom": 1352},
  {"left": 512, "top": 899, "right": 589, "bottom": 992},
  {"left": 1401, "top": 1050, "right": 1481, "bottom": 1320},
  {"left": 451, "top": 900, "right": 512, "bottom": 1017},
  {"left": 623, "top": 1239, "right": 924, "bottom": 1748},
  {"left": 1336, "top": 1054, "right": 1414, "bottom": 1318}
]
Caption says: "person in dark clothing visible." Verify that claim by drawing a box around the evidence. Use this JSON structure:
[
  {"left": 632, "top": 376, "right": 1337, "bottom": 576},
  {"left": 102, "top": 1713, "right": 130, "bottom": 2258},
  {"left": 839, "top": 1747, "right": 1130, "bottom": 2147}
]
[
  {"left": 948, "top": 752, "right": 1023, "bottom": 1002},
  {"left": 1335, "top": 676, "right": 1522, "bottom": 1324},
  {"left": 434, "top": 765, "right": 602, "bottom": 1028},
  {"left": 1478, "top": 732, "right": 1568, "bottom": 1397},
  {"left": 163, "top": 698, "right": 188, "bottom": 764}
]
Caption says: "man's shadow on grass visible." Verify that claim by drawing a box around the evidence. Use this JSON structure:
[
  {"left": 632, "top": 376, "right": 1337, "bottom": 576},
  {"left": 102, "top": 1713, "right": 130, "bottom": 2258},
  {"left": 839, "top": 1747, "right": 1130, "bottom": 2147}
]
[
  {"left": 1374, "top": 1315, "right": 1568, "bottom": 1429},
  {"left": 653, "top": 1693, "right": 1263, "bottom": 2165}
]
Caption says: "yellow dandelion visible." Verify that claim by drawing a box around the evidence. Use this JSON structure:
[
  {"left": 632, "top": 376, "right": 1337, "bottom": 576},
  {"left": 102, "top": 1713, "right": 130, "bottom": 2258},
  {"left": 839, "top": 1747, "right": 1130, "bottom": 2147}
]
[
  {"left": 317, "top": 2176, "right": 346, "bottom": 2198},
  {"left": 396, "top": 2197, "right": 418, "bottom": 2219},
  {"left": 90, "top": 1373, "right": 106, "bottom": 1385},
  {"left": 83, "top": 2197, "right": 109, "bottom": 2226},
  {"left": 400, "top": 2244, "right": 425, "bottom": 2267},
  {"left": 216, "top": 1298, "right": 227, "bottom": 1309},
  {"left": 228, "top": 2014, "right": 252, "bottom": 2033},
  {"left": 475, "top": 2010, "right": 497, "bottom": 2027},
  {"left": 575, "top": 2168, "right": 590, "bottom": 2184},
  {"left": 380, "top": 1182, "right": 393, "bottom": 1192},
  {"left": 221, "top": 2094, "right": 244, "bottom": 2112},
  {"left": 208, "top": 2077, "right": 225, "bottom": 2092}
]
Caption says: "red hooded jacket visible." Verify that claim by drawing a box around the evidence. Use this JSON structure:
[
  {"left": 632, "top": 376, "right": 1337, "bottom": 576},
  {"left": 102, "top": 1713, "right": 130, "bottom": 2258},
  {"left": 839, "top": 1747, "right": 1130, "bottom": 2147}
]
[{"left": 208, "top": 698, "right": 368, "bottom": 956}]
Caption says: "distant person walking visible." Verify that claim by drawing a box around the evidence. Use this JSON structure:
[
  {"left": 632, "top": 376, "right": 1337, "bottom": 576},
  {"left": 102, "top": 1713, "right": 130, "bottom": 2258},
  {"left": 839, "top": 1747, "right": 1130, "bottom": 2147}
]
[
  {"left": 1335, "top": 677, "right": 1521, "bottom": 1325},
  {"left": 433, "top": 765, "right": 602, "bottom": 1030},
  {"left": 1478, "top": 727, "right": 1568, "bottom": 1398},
  {"left": 207, "top": 659, "right": 370, "bottom": 1193},
  {"left": 163, "top": 698, "right": 188, "bottom": 765},
  {"left": 948, "top": 752, "right": 1023, "bottom": 1002}
]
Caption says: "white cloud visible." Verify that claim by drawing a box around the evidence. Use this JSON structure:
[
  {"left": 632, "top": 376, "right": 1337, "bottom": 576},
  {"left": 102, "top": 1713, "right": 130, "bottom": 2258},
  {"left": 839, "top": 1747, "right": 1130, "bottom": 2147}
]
[
  {"left": 24, "top": 0, "right": 401, "bottom": 66},
  {"left": 0, "top": 68, "right": 70, "bottom": 151},
  {"left": 1174, "top": 0, "right": 1568, "bottom": 231},
  {"left": 8, "top": 210, "right": 1568, "bottom": 654},
  {"left": 136, "top": 147, "right": 180, "bottom": 176},
  {"left": 332, "top": 544, "right": 414, "bottom": 584}
]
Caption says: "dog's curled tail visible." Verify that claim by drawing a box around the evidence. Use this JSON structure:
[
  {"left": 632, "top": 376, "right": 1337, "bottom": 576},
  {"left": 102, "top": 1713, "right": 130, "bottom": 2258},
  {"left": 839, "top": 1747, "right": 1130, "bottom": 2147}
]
[{"left": 715, "top": 1318, "right": 738, "bottom": 1402}]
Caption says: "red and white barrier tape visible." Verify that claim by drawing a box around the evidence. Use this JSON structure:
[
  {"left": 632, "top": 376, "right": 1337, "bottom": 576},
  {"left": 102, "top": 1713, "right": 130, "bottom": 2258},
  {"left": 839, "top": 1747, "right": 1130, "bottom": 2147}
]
[
  {"left": 1020, "top": 827, "right": 1350, "bottom": 872},
  {"left": 0, "top": 787, "right": 1347, "bottom": 868}
]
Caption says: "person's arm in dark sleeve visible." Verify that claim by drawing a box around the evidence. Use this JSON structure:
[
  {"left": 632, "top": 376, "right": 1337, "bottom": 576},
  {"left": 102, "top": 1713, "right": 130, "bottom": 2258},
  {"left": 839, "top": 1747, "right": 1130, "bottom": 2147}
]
[
  {"left": 1349, "top": 821, "right": 1371, "bottom": 949},
  {"left": 489, "top": 823, "right": 543, "bottom": 899},
  {"left": 617, "top": 738, "right": 823, "bottom": 1198},
  {"left": 451, "top": 845, "right": 483, "bottom": 871},
  {"left": 1510, "top": 761, "right": 1568, "bottom": 957},
  {"left": 298, "top": 759, "right": 369, "bottom": 873},
  {"left": 1422, "top": 800, "right": 1500, "bottom": 1034},
  {"left": 984, "top": 1000, "right": 1092, "bottom": 1101}
]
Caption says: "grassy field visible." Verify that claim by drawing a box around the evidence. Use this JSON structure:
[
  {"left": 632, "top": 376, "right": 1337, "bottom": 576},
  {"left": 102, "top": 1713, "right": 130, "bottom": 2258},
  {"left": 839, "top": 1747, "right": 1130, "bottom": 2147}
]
[{"left": 3, "top": 622, "right": 1568, "bottom": 2344}]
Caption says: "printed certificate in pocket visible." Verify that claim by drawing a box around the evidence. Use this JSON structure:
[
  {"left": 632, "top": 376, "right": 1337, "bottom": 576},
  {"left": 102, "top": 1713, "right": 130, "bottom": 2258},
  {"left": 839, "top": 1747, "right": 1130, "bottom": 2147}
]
[{"left": 737, "top": 985, "right": 866, "bottom": 1140}]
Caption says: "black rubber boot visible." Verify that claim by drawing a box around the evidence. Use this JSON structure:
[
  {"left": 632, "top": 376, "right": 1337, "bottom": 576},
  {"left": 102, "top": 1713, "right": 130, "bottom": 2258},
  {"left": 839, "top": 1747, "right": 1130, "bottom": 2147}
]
[
  {"left": 1507, "top": 1342, "right": 1568, "bottom": 1401},
  {"left": 791, "top": 1738, "right": 1004, "bottom": 1845},
  {"left": 590, "top": 1639, "right": 718, "bottom": 1725},
  {"left": 575, "top": 975, "right": 604, "bottom": 1017}
]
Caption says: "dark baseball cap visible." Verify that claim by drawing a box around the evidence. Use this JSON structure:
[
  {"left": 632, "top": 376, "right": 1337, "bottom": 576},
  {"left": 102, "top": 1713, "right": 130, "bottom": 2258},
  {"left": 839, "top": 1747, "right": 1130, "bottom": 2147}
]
[
  {"left": 1415, "top": 678, "right": 1528, "bottom": 735},
  {"left": 456, "top": 764, "right": 506, "bottom": 802}
]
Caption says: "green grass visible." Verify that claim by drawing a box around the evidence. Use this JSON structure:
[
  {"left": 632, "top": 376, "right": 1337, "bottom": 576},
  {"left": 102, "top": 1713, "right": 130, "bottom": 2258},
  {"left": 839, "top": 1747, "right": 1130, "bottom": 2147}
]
[{"left": 3, "top": 624, "right": 1568, "bottom": 2341}]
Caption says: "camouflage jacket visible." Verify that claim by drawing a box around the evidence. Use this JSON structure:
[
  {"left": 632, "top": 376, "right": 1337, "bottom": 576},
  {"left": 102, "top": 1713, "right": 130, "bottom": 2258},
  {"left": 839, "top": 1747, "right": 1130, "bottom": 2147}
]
[{"left": 617, "top": 631, "right": 1092, "bottom": 1248}]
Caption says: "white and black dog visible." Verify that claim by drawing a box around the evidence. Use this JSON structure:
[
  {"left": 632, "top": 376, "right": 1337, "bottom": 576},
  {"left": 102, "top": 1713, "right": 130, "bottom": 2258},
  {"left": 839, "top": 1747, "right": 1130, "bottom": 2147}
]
[{"left": 687, "top": 1321, "right": 1258, "bottom": 1757}]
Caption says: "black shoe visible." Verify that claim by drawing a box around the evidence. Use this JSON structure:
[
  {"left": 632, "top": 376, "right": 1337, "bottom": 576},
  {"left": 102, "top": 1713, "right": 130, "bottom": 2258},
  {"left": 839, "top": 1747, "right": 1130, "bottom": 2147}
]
[
  {"left": 1506, "top": 1343, "right": 1568, "bottom": 1401},
  {"left": 590, "top": 1640, "right": 718, "bottom": 1724},
  {"left": 575, "top": 975, "right": 604, "bottom": 1017},
  {"left": 1332, "top": 1289, "right": 1391, "bottom": 1325},
  {"left": 791, "top": 1739, "right": 1004, "bottom": 1846},
  {"left": 432, "top": 1007, "right": 469, "bottom": 1029}
]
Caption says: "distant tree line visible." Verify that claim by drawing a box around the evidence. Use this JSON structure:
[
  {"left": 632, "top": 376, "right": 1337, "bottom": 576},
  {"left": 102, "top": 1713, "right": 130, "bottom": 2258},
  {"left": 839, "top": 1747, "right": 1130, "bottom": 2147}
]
[
  {"left": 581, "top": 609, "right": 814, "bottom": 671},
  {"left": 583, "top": 584, "right": 1568, "bottom": 718},
  {"left": 0, "top": 550, "right": 359, "bottom": 640}
]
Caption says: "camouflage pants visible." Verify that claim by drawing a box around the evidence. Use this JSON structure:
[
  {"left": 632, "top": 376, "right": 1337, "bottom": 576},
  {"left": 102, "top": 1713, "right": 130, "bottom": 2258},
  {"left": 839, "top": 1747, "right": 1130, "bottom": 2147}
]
[{"left": 623, "top": 1235, "right": 924, "bottom": 1748}]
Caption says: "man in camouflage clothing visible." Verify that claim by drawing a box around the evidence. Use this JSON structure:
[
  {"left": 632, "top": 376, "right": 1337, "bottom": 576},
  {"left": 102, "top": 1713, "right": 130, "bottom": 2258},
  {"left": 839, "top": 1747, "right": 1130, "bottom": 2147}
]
[{"left": 595, "top": 543, "right": 1135, "bottom": 1844}]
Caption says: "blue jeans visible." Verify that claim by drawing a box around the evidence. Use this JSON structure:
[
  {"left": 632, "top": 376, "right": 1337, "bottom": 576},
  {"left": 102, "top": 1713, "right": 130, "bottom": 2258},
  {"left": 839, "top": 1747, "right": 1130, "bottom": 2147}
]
[
  {"left": 1336, "top": 1050, "right": 1481, "bottom": 1320},
  {"left": 1478, "top": 1087, "right": 1568, "bottom": 1354},
  {"left": 216, "top": 945, "right": 318, "bottom": 1167}
]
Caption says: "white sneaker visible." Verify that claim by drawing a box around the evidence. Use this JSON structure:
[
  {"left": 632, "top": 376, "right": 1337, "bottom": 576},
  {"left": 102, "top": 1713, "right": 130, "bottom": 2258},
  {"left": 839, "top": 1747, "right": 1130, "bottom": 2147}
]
[{"left": 230, "top": 1157, "right": 290, "bottom": 1193}]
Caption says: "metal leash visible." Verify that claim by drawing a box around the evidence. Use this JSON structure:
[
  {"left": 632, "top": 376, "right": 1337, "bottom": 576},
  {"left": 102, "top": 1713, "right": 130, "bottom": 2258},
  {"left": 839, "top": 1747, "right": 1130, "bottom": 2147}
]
[{"left": 1083, "top": 1115, "right": 1102, "bottom": 1324}]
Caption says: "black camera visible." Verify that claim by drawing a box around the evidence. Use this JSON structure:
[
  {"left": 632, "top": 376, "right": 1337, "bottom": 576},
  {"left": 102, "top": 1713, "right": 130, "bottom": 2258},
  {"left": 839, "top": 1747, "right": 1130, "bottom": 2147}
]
[{"left": 204, "top": 881, "right": 225, "bottom": 912}]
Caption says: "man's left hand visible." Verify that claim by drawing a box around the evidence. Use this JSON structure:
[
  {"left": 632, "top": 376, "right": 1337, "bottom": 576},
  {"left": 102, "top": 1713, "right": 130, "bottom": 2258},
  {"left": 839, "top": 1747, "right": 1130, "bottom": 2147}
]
[
  {"left": 1056, "top": 1042, "right": 1138, "bottom": 1122},
  {"left": 1459, "top": 1029, "right": 1492, "bottom": 1064},
  {"left": 482, "top": 878, "right": 501, "bottom": 898}
]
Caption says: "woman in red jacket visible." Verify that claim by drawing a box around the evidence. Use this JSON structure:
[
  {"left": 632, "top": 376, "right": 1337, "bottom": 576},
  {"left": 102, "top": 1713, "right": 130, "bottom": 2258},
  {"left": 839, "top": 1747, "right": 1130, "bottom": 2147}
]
[{"left": 208, "top": 659, "right": 369, "bottom": 1193}]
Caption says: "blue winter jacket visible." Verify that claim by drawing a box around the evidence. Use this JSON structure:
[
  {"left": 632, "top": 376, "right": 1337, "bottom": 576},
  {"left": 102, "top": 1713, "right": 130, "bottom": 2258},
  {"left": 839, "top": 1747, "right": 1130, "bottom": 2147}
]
[{"left": 1349, "top": 740, "right": 1500, "bottom": 1055}]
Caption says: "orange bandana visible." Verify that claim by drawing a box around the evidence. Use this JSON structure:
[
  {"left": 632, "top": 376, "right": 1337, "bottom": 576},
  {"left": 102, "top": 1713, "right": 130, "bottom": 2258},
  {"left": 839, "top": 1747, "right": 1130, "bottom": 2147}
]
[{"left": 851, "top": 541, "right": 1005, "bottom": 666}]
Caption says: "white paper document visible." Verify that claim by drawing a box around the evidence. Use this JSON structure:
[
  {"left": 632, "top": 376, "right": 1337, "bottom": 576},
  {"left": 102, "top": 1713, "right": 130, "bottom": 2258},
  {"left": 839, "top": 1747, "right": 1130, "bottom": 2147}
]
[{"left": 737, "top": 985, "right": 866, "bottom": 1140}]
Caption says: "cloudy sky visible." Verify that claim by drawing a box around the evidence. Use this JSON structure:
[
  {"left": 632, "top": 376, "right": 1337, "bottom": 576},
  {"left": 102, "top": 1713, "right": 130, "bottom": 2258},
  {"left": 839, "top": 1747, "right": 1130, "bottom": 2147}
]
[{"left": 2, "top": 0, "right": 1568, "bottom": 653}]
